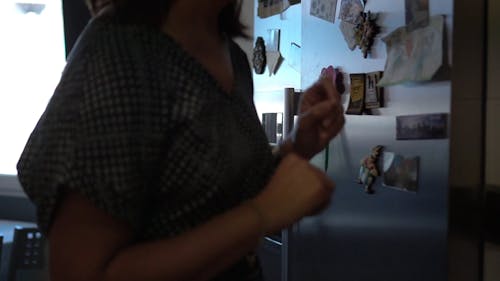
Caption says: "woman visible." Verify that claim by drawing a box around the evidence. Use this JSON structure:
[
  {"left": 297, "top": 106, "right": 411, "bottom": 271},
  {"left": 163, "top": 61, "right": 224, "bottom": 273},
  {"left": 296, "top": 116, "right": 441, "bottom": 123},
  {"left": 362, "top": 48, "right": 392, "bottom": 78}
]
[{"left": 17, "top": 0, "right": 345, "bottom": 280}]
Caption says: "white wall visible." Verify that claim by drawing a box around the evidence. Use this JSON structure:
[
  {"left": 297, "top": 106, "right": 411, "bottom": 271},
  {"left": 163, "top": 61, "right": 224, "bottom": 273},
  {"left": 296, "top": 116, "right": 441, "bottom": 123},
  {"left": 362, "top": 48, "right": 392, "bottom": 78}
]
[
  {"left": 236, "top": 0, "right": 303, "bottom": 95},
  {"left": 249, "top": 1, "right": 303, "bottom": 122},
  {"left": 252, "top": 1, "right": 302, "bottom": 92}
]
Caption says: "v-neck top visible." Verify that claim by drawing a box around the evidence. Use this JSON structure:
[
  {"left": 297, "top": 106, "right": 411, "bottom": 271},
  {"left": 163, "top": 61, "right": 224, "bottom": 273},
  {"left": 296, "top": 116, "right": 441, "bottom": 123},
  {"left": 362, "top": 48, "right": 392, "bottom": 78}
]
[{"left": 17, "top": 13, "right": 276, "bottom": 281}]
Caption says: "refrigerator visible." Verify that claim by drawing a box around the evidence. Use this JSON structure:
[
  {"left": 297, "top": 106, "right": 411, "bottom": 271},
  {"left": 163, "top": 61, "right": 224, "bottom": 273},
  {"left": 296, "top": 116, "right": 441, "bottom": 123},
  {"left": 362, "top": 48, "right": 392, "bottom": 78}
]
[{"left": 251, "top": 0, "right": 489, "bottom": 280}]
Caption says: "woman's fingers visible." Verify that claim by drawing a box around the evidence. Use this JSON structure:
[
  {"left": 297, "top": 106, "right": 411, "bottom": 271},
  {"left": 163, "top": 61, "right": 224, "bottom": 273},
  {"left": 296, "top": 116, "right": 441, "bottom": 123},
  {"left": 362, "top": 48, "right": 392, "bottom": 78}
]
[
  {"left": 300, "top": 98, "right": 344, "bottom": 133},
  {"left": 300, "top": 76, "right": 340, "bottom": 113}
]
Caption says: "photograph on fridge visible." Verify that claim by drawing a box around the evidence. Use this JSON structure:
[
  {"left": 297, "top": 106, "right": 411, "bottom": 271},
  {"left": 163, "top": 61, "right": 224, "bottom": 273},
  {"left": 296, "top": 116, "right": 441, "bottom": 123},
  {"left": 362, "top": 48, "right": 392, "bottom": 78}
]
[
  {"left": 310, "top": 0, "right": 338, "bottom": 23},
  {"left": 339, "top": 0, "right": 364, "bottom": 24},
  {"left": 396, "top": 113, "right": 448, "bottom": 140},
  {"left": 382, "top": 152, "right": 420, "bottom": 192}
]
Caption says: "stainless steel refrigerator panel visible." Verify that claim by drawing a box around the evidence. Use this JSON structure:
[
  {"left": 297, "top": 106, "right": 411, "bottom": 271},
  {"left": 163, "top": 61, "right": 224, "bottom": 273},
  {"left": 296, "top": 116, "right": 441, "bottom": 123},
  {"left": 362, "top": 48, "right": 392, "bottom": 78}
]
[
  {"left": 289, "top": 116, "right": 449, "bottom": 281},
  {"left": 252, "top": 0, "right": 455, "bottom": 280}
]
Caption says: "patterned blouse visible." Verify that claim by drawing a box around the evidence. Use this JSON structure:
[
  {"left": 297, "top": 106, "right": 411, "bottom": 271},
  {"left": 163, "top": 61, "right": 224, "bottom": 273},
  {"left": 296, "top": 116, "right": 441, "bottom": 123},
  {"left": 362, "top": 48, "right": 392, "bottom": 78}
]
[{"left": 17, "top": 13, "right": 276, "bottom": 281}]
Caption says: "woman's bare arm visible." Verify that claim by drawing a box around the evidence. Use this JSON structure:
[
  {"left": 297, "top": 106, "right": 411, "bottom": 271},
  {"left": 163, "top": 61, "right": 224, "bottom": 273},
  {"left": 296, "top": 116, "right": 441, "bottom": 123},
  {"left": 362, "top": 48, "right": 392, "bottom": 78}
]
[
  {"left": 49, "top": 154, "right": 333, "bottom": 281},
  {"left": 49, "top": 192, "right": 262, "bottom": 281}
]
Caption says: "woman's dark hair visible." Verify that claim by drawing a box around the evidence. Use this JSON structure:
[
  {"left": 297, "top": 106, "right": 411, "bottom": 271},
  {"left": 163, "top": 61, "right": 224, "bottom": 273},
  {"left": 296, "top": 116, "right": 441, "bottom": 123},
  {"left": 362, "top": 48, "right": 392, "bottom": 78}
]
[{"left": 86, "top": 0, "right": 247, "bottom": 38}]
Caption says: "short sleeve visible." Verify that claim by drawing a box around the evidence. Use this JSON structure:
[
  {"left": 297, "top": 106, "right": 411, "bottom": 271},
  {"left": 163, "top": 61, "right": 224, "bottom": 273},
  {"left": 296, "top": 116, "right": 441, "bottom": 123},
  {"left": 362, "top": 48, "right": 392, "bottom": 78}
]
[
  {"left": 68, "top": 39, "right": 152, "bottom": 230},
  {"left": 17, "top": 20, "right": 161, "bottom": 235}
]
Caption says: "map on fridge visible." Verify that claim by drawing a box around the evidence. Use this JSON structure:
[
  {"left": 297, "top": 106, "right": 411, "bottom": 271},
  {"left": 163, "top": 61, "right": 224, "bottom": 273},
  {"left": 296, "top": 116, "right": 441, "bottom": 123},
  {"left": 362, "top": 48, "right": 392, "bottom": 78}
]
[{"left": 378, "top": 15, "right": 445, "bottom": 86}]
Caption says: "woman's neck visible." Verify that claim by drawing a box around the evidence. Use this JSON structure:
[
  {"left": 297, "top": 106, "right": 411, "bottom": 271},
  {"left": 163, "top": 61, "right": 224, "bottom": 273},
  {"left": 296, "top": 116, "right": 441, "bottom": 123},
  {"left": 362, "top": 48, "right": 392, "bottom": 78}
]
[
  {"left": 162, "top": 1, "right": 229, "bottom": 46},
  {"left": 160, "top": 0, "right": 236, "bottom": 94}
]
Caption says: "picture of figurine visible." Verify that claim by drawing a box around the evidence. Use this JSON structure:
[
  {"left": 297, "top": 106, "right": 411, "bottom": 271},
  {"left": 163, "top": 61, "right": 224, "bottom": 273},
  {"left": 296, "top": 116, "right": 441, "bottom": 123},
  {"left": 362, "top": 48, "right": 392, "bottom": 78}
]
[{"left": 357, "top": 145, "right": 383, "bottom": 193}]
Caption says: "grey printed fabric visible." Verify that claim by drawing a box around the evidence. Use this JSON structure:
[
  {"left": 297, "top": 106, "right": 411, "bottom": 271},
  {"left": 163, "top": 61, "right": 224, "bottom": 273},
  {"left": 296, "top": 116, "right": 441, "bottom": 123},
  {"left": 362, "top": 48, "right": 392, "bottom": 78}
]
[{"left": 17, "top": 13, "right": 275, "bottom": 280}]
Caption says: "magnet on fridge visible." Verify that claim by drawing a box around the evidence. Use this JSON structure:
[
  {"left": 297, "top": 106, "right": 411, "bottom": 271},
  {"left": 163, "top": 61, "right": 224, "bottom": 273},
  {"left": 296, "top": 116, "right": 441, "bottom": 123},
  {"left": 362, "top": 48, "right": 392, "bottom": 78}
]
[
  {"left": 357, "top": 145, "right": 383, "bottom": 194},
  {"left": 346, "top": 73, "right": 365, "bottom": 114},
  {"left": 396, "top": 113, "right": 448, "bottom": 140},
  {"left": 320, "top": 66, "right": 346, "bottom": 94},
  {"left": 382, "top": 152, "right": 419, "bottom": 193},
  {"left": 365, "top": 71, "right": 383, "bottom": 109},
  {"left": 339, "top": 0, "right": 364, "bottom": 24},
  {"left": 310, "top": 0, "right": 338, "bottom": 23},
  {"left": 253, "top": 37, "right": 267, "bottom": 75},
  {"left": 266, "top": 51, "right": 283, "bottom": 76},
  {"left": 354, "top": 10, "right": 380, "bottom": 58}
]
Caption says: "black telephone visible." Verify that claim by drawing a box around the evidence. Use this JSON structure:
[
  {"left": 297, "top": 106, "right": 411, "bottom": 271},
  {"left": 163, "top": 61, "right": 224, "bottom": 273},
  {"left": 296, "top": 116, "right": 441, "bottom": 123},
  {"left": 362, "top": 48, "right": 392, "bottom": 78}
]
[{"left": 8, "top": 228, "right": 48, "bottom": 281}]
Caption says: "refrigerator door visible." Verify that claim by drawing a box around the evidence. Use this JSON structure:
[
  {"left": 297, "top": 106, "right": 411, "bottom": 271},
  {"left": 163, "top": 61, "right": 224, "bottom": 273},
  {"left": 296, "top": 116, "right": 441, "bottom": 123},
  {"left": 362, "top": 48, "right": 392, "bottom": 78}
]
[
  {"left": 288, "top": 116, "right": 449, "bottom": 281},
  {"left": 286, "top": 0, "right": 453, "bottom": 280}
]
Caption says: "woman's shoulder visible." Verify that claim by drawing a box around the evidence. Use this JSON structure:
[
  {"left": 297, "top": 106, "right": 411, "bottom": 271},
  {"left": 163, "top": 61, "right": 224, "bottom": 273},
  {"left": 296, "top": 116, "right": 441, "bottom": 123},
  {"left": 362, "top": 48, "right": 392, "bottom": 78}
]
[{"left": 65, "top": 13, "right": 164, "bottom": 66}]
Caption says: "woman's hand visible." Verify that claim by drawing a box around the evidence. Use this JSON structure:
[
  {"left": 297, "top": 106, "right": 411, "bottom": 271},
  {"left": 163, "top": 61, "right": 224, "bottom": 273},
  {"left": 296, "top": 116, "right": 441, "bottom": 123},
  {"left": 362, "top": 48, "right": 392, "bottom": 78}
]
[
  {"left": 291, "top": 75, "right": 345, "bottom": 160},
  {"left": 250, "top": 153, "right": 335, "bottom": 235}
]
